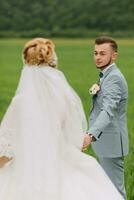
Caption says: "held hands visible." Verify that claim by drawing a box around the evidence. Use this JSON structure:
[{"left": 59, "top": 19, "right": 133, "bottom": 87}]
[
  {"left": 0, "top": 156, "right": 13, "bottom": 168},
  {"left": 82, "top": 134, "right": 92, "bottom": 152}
]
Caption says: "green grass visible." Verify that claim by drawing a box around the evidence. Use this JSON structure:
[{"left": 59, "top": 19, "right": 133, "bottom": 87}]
[{"left": 0, "top": 38, "right": 134, "bottom": 199}]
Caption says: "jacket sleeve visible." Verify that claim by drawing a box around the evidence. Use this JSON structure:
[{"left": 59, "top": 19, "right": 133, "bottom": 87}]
[{"left": 88, "top": 75, "right": 122, "bottom": 140}]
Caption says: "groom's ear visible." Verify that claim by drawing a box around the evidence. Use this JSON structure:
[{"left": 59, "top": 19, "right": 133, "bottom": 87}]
[{"left": 112, "top": 51, "right": 118, "bottom": 61}]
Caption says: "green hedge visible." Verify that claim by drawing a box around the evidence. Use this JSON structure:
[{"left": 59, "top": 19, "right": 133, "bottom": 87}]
[{"left": 0, "top": 29, "right": 134, "bottom": 38}]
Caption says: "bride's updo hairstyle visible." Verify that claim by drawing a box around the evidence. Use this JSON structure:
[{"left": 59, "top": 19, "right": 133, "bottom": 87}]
[{"left": 23, "top": 38, "right": 58, "bottom": 68}]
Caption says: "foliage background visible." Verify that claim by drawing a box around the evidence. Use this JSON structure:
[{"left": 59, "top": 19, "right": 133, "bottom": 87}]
[{"left": 0, "top": 0, "right": 134, "bottom": 38}]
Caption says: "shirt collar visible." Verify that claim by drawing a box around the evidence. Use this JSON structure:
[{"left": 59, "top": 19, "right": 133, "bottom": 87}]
[{"left": 101, "top": 62, "right": 115, "bottom": 75}]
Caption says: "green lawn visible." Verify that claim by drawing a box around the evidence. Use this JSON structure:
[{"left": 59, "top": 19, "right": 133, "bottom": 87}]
[{"left": 0, "top": 38, "right": 134, "bottom": 199}]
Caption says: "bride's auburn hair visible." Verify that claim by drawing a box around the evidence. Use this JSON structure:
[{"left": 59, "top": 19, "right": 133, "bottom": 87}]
[{"left": 23, "top": 38, "right": 58, "bottom": 68}]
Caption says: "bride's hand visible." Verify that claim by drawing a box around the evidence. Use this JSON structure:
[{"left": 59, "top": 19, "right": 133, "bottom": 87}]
[{"left": 0, "top": 156, "right": 13, "bottom": 168}]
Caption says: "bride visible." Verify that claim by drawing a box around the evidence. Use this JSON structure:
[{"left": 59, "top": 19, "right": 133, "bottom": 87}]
[{"left": 0, "top": 38, "right": 123, "bottom": 200}]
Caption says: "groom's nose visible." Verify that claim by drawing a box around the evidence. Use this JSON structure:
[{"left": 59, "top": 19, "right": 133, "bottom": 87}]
[{"left": 95, "top": 54, "right": 101, "bottom": 61}]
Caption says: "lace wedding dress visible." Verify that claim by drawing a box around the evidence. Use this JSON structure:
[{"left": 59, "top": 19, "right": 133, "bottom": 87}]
[{"left": 0, "top": 65, "right": 123, "bottom": 200}]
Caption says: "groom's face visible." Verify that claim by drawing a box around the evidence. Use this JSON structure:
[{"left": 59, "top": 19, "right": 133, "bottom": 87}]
[{"left": 94, "top": 43, "right": 117, "bottom": 70}]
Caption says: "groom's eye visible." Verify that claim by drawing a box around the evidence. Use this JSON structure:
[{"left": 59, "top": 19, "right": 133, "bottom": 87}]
[{"left": 100, "top": 52, "right": 106, "bottom": 56}]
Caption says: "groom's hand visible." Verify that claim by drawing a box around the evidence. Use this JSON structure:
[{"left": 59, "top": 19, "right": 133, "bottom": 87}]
[{"left": 82, "top": 134, "right": 92, "bottom": 151}]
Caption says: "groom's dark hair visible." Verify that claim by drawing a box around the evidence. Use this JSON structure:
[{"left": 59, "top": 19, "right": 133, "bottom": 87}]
[{"left": 95, "top": 36, "right": 118, "bottom": 52}]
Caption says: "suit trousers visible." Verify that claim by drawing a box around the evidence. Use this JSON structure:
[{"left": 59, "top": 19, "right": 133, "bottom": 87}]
[{"left": 99, "top": 157, "right": 126, "bottom": 200}]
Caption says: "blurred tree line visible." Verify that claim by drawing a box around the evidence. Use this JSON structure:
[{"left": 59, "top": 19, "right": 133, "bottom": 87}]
[{"left": 0, "top": 0, "right": 134, "bottom": 38}]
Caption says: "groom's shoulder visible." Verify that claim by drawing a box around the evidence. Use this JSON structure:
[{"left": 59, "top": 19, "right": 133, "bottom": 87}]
[
  {"left": 110, "top": 65, "right": 125, "bottom": 79},
  {"left": 108, "top": 67, "right": 122, "bottom": 80},
  {"left": 106, "top": 66, "right": 127, "bottom": 87},
  {"left": 111, "top": 66, "right": 128, "bottom": 88}
]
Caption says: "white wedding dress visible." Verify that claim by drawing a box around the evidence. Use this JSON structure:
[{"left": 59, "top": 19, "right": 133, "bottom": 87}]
[{"left": 0, "top": 65, "right": 123, "bottom": 200}]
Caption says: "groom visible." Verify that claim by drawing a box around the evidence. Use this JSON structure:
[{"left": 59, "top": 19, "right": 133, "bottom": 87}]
[{"left": 83, "top": 36, "right": 129, "bottom": 199}]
